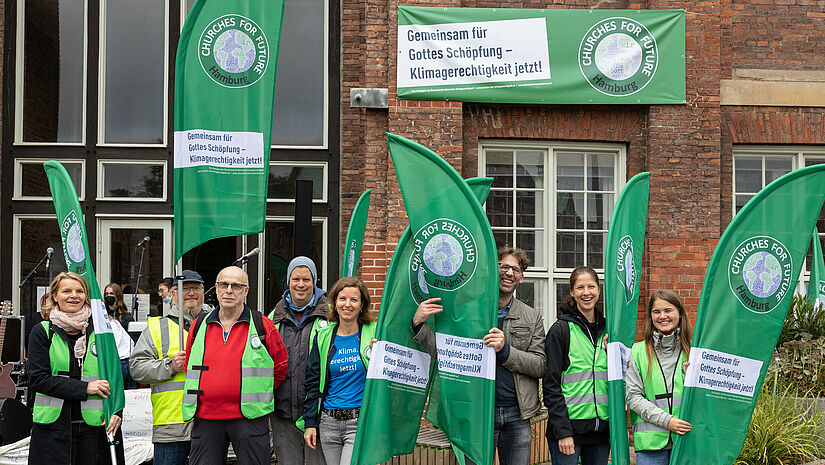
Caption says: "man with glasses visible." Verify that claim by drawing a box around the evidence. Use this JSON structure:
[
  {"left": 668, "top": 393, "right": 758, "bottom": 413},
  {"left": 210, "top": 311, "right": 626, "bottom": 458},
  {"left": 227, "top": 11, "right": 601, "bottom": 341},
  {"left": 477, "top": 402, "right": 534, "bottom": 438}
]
[
  {"left": 130, "top": 269, "right": 211, "bottom": 465},
  {"left": 412, "top": 247, "right": 546, "bottom": 465},
  {"left": 184, "top": 266, "right": 288, "bottom": 465}
]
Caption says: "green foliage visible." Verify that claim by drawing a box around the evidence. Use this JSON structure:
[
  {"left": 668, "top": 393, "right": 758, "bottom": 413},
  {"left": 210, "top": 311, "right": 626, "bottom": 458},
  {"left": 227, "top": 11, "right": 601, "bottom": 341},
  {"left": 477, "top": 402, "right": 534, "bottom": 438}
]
[
  {"left": 735, "top": 385, "right": 825, "bottom": 465},
  {"left": 778, "top": 295, "right": 825, "bottom": 346},
  {"left": 772, "top": 295, "right": 825, "bottom": 396}
]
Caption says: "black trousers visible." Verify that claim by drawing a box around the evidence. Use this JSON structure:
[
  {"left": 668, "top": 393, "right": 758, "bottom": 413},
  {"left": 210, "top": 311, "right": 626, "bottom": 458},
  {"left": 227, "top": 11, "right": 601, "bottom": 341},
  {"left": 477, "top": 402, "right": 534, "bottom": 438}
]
[{"left": 189, "top": 416, "right": 270, "bottom": 465}]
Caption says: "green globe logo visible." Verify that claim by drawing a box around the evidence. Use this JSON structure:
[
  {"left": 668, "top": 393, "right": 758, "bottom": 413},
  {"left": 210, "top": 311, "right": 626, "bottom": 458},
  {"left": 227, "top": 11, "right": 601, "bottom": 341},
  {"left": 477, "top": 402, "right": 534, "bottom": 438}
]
[
  {"left": 198, "top": 14, "right": 269, "bottom": 88},
  {"left": 411, "top": 219, "right": 477, "bottom": 292},
  {"left": 728, "top": 236, "right": 793, "bottom": 314},
  {"left": 423, "top": 234, "right": 463, "bottom": 277}
]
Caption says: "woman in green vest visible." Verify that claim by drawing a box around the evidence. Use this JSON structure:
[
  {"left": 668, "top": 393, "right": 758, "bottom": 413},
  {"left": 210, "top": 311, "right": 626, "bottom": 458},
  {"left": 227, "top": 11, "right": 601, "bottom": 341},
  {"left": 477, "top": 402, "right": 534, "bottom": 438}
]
[
  {"left": 625, "top": 290, "right": 693, "bottom": 465},
  {"left": 303, "top": 277, "right": 376, "bottom": 465},
  {"left": 543, "top": 266, "right": 610, "bottom": 465},
  {"left": 27, "top": 272, "right": 124, "bottom": 465}
]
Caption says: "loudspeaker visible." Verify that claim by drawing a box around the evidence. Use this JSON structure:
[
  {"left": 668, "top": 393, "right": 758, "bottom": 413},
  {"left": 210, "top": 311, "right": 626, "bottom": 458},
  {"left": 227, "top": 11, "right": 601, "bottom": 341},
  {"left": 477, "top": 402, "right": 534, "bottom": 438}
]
[
  {"left": 0, "top": 316, "right": 23, "bottom": 365},
  {"left": 0, "top": 398, "right": 31, "bottom": 446}
]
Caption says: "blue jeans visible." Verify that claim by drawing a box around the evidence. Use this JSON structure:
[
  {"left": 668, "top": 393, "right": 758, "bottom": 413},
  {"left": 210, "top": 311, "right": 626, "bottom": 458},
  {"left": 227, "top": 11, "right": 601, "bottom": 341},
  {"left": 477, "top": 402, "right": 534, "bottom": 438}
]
[
  {"left": 492, "top": 405, "right": 532, "bottom": 465},
  {"left": 153, "top": 441, "right": 190, "bottom": 465},
  {"left": 636, "top": 449, "right": 671, "bottom": 465},
  {"left": 548, "top": 439, "right": 610, "bottom": 465}
]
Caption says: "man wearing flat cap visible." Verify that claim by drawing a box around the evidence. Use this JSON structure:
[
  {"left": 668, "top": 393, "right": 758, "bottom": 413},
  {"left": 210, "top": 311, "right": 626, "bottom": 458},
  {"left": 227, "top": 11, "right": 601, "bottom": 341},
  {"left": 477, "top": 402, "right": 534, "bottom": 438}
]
[{"left": 130, "top": 270, "right": 211, "bottom": 465}]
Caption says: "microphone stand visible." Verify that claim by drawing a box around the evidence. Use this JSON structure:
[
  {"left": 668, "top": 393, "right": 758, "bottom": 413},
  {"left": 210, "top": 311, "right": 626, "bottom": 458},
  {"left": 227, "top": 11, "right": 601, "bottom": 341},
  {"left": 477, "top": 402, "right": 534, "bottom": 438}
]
[
  {"left": 20, "top": 249, "right": 51, "bottom": 341},
  {"left": 132, "top": 241, "right": 148, "bottom": 321}
]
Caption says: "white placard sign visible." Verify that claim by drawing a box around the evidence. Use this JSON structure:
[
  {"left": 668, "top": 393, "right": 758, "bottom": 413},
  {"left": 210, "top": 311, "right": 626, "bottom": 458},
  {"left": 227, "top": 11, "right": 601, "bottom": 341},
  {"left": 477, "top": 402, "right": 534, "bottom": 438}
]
[
  {"left": 434, "top": 332, "right": 495, "bottom": 380},
  {"left": 366, "top": 341, "right": 431, "bottom": 390},
  {"left": 684, "top": 347, "right": 762, "bottom": 397}
]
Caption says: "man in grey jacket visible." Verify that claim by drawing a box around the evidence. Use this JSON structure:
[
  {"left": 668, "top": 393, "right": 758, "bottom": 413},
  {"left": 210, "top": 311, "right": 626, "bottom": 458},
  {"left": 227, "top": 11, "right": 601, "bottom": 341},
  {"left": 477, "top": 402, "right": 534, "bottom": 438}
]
[
  {"left": 130, "top": 270, "right": 211, "bottom": 465},
  {"left": 412, "top": 246, "right": 546, "bottom": 465}
]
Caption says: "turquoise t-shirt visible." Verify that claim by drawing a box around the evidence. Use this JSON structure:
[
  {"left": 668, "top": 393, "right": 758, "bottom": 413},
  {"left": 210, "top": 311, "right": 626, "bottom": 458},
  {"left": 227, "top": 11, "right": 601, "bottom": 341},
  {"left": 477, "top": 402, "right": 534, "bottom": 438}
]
[{"left": 323, "top": 332, "right": 366, "bottom": 410}]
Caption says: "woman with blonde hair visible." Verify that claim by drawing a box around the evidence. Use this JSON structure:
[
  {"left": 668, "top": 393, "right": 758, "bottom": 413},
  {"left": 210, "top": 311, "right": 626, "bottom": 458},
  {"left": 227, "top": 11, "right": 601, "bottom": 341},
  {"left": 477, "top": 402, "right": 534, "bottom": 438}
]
[
  {"left": 303, "top": 277, "right": 376, "bottom": 465},
  {"left": 625, "top": 290, "right": 693, "bottom": 465},
  {"left": 28, "top": 272, "right": 125, "bottom": 464}
]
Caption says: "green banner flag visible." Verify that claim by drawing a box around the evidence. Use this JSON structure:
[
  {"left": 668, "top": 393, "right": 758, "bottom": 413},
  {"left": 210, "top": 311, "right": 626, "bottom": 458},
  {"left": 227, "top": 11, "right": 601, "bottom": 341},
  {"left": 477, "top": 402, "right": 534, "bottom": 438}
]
[
  {"left": 352, "top": 178, "right": 492, "bottom": 465},
  {"left": 604, "top": 172, "right": 650, "bottom": 465},
  {"left": 397, "top": 6, "right": 685, "bottom": 104},
  {"left": 173, "top": 0, "right": 286, "bottom": 260},
  {"left": 342, "top": 189, "right": 372, "bottom": 277},
  {"left": 807, "top": 228, "right": 825, "bottom": 309},
  {"left": 44, "top": 160, "right": 126, "bottom": 424},
  {"left": 670, "top": 164, "right": 825, "bottom": 465},
  {"left": 386, "top": 133, "right": 497, "bottom": 465}
]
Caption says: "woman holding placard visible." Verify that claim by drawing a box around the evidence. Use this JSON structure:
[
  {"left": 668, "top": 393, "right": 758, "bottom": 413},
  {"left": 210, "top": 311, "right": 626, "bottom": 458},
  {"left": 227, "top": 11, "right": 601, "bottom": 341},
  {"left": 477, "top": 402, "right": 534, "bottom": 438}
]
[{"left": 625, "top": 290, "right": 692, "bottom": 465}]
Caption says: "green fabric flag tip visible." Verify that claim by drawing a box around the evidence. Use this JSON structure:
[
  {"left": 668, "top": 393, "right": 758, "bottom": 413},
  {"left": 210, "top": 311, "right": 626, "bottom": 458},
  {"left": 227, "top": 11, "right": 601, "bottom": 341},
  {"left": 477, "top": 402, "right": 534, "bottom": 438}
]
[
  {"left": 386, "top": 133, "right": 497, "bottom": 465},
  {"left": 173, "top": 0, "right": 286, "bottom": 260},
  {"left": 604, "top": 172, "right": 650, "bottom": 465},
  {"left": 671, "top": 164, "right": 825, "bottom": 465},
  {"left": 44, "top": 160, "right": 126, "bottom": 425},
  {"left": 342, "top": 189, "right": 371, "bottom": 278},
  {"left": 807, "top": 227, "right": 825, "bottom": 309},
  {"left": 351, "top": 178, "right": 492, "bottom": 465}
]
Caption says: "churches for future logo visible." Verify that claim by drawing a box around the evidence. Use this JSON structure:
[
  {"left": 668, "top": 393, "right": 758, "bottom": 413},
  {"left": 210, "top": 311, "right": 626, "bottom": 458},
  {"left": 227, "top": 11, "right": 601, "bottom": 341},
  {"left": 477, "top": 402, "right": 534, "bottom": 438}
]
[
  {"left": 61, "top": 210, "right": 87, "bottom": 275},
  {"left": 409, "top": 219, "right": 477, "bottom": 301},
  {"left": 578, "top": 17, "right": 658, "bottom": 97},
  {"left": 198, "top": 14, "right": 269, "bottom": 88},
  {"left": 728, "top": 236, "right": 793, "bottom": 314},
  {"left": 616, "top": 235, "right": 636, "bottom": 304}
]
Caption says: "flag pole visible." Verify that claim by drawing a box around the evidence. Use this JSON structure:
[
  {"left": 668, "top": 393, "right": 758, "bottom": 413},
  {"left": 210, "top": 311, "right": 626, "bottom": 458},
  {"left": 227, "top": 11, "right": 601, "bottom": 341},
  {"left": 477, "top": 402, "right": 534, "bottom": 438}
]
[
  {"left": 107, "top": 433, "right": 117, "bottom": 465},
  {"left": 176, "top": 258, "right": 185, "bottom": 351}
]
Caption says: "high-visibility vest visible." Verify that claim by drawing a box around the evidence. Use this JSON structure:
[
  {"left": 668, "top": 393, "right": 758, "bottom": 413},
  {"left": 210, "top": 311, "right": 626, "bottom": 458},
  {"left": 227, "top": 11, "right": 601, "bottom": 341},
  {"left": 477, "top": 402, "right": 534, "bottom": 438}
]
[
  {"left": 146, "top": 316, "right": 188, "bottom": 425},
  {"left": 560, "top": 322, "right": 609, "bottom": 421},
  {"left": 296, "top": 322, "right": 375, "bottom": 431},
  {"left": 630, "top": 340, "right": 686, "bottom": 451},
  {"left": 182, "top": 310, "right": 275, "bottom": 421},
  {"left": 32, "top": 321, "right": 105, "bottom": 426}
]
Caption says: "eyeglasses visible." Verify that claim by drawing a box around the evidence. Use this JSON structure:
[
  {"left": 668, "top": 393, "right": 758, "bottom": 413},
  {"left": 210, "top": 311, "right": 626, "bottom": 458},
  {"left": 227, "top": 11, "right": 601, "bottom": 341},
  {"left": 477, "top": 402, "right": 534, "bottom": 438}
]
[
  {"left": 182, "top": 285, "right": 203, "bottom": 294},
  {"left": 216, "top": 282, "right": 249, "bottom": 292},
  {"left": 498, "top": 263, "right": 523, "bottom": 275}
]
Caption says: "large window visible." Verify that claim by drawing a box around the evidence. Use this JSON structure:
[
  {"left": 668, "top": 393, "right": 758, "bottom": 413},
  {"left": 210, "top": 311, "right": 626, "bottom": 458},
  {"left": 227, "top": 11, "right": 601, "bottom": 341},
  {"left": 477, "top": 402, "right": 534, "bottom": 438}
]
[
  {"left": 733, "top": 147, "right": 825, "bottom": 292},
  {"left": 481, "top": 142, "right": 626, "bottom": 327}
]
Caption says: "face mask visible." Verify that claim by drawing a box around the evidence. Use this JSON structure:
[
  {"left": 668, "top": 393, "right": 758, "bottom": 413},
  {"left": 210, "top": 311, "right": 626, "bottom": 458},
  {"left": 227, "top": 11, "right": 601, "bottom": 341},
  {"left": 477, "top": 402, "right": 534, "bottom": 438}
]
[
  {"left": 163, "top": 296, "right": 173, "bottom": 305},
  {"left": 104, "top": 296, "right": 116, "bottom": 307}
]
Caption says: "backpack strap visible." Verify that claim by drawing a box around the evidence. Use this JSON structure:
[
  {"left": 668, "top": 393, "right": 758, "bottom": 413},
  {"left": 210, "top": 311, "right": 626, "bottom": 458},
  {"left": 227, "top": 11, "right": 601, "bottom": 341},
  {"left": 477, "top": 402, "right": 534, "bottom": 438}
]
[{"left": 250, "top": 308, "right": 267, "bottom": 346}]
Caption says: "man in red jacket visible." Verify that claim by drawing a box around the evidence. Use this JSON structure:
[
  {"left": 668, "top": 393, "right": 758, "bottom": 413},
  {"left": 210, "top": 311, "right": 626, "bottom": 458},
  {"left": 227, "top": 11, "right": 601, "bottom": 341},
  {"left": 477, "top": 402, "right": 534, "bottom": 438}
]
[{"left": 184, "top": 266, "right": 288, "bottom": 465}]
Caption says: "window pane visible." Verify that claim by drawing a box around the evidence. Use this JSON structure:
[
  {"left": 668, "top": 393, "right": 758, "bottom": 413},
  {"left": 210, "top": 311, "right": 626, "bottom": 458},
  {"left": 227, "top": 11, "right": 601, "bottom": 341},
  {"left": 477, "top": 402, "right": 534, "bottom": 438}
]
[
  {"left": 517, "top": 279, "right": 546, "bottom": 328},
  {"left": 557, "top": 152, "right": 584, "bottom": 190},
  {"left": 516, "top": 191, "right": 543, "bottom": 227},
  {"left": 734, "top": 156, "right": 762, "bottom": 193},
  {"left": 516, "top": 151, "right": 544, "bottom": 189},
  {"left": 587, "top": 232, "right": 606, "bottom": 268},
  {"left": 268, "top": 166, "right": 324, "bottom": 200},
  {"left": 765, "top": 157, "right": 793, "bottom": 184},
  {"left": 107, "top": 228, "right": 164, "bottom": 319},
  {"left": 517, "top": 230, "right": 544, "bottom": 268},
  {"left": 587, "top": 153, "right": 614, "bottom": 191},
  {"left": 557, "top": 232, "right": 583, "bottom": 268},
  {"left": 805, "top": 158, "right": 825, "bottom": 168},
  {"left": 557, "top": 193, "right": 584, "bottom": 229},
  {"left": 735, "top": 194, "right": 753, "bottom": 214},
  {"left": 486, "top": 151, "right": 513, "bottom": 188},
  {"left": 487, "top": 190, "right": 513, "bottom": 228},
  {"left": 22, "top": 0, "right": 85, "bottom": 142},
  {"left": 271, "top": 0, "right": 325, "bottom": 146},
  {"left": 556, "top": 281, "right": 569, "bottom": 313},
  {"left": 103, "top": 164, "right": 164, "bottom": 198},
  {"left": 21, "top": 162, "right": 83, "bottom": 197},
  {"left": 493, "top": 230, "right": 511, "bottom": 250},
  {"left": 18, "top": 219, "right": 68, "bottom": 318},
  {"left": 104, "top": 0, "right": 165, "bottom": 143},
  {"left": 587, "top": 193, "right": 614, "bottom": 230},
  {"left": 265, "top": 221, "right": 324, "bottom": 302}
]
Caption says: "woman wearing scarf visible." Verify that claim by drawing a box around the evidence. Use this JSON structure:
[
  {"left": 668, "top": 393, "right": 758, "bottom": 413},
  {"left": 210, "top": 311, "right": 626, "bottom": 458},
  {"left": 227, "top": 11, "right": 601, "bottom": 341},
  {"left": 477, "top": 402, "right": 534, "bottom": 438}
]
[{"left": 27, "top": 272, "right": 125, "bottom": 465}]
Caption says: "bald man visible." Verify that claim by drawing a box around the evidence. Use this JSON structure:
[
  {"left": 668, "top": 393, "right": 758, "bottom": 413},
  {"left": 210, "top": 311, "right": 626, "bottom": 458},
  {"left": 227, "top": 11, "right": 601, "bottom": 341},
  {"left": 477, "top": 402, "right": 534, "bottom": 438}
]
[{"left": 183, "top": 266, "right": 289, "bottom": 465}]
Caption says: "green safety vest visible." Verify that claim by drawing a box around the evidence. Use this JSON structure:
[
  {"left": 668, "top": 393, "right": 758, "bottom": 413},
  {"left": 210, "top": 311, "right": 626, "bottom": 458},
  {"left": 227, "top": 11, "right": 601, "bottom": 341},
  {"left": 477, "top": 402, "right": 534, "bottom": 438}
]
[
  {"left": 182, "top": 309, "right": 275, "bottom": 421},
  {"left": 32, "top": 321, "right": 105, "bottom": 426},
  {"left": 560, "top": 322, "right": 609, "bottom": 421},
  {"left": 296, "top": 321, "right": 375, "bottom": 432},
  {"left": 147, "top": 316, "right": 188, "bottom": 426},
  {"left": 630, "top": 340, "right": 686, "bottom": 451}
]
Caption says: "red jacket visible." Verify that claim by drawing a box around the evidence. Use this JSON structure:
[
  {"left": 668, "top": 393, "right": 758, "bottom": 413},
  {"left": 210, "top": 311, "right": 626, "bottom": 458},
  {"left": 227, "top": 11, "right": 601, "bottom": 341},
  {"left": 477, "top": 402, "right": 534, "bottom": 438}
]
[{"left": 185, "top": 306, "right": 288, "bottom": 420}]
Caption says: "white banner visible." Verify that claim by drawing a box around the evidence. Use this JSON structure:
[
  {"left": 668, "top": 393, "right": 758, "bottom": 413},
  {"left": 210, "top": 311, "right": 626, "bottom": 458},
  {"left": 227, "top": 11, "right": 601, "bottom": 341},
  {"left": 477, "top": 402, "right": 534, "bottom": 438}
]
[
  {"left": 174, "top": 129, "right": 264, "bottom": 168},
  {"left": 367, "top": 341, "right": 431, "bottom": 389},
  {"left": 684, "top": 347, "right": 762, "bottom": 397},
  {"left": 606, "top": 341, "right": 631, "bottom": 382},
  {"left": 434, "top": 332, "right": 495, "bottom": 380}
]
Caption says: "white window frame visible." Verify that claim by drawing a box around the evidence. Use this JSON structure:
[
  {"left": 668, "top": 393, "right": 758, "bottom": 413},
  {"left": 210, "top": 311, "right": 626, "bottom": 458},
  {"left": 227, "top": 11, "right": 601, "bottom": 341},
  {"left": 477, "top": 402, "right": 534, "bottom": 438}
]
[
  {"left": 96, "top": 159, "right": 168, "bottom": 201},
  {"left": 266, "top": 161, "right": 328, "bottom": 203},
  {"left": 12, "top": 214, "right": 59, "bottom": 315},
  {"left": 257, "top": 216, "right": 328, "bottom": 306},
  {"left": 733, "top": 146, "right": 825, "bottom": 296},
  {"left": 478, "top": 140, "right": 626, "bottom": 327},
  {"left": 14, "top": 0, "right": 88, "bottom": 146},
  {"left": 13, "top": 158, "right": 86, "bottom": 201},
  {"left": 97, "top": 0, "right": 170, "bottom": 147}
]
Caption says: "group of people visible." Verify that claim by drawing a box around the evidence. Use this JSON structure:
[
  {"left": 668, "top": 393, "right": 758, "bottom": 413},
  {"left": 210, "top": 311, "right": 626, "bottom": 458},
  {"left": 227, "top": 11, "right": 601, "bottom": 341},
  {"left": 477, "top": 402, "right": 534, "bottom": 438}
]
[{"left": 26, "top": 247, "right": 692, "bottom": 465}]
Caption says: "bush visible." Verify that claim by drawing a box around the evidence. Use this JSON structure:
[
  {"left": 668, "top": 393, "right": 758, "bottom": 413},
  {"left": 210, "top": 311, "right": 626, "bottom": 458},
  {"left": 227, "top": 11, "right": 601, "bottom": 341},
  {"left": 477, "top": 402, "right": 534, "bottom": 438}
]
[
  {"left": 772, "top": 295, "right": 825, "bottom": 396},
  {"left": 734, "top": 384, "right": 825, "bottom": 465},
  {"left": 777, "top": 295, "right": 825, "bottom": 346}
]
